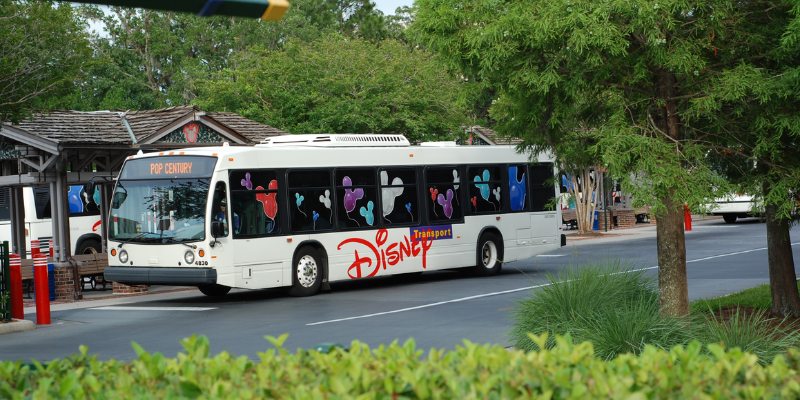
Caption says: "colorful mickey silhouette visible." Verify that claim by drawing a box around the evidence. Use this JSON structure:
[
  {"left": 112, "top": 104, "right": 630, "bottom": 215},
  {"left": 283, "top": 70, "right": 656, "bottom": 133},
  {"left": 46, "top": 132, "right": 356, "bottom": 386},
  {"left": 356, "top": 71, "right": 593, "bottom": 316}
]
[
  {"left": 342, "top": 176, "right": 364, "bottom": 213},
  {"left": 437, "top": 189, "right": 455, "bottom": 219},
  {"left": 359, "top": 201, "right": 375, "bottom": 226},
  {"left": 318, "top": 189, "right": 332, "bottom": 223},
  {"left": 240, "top": 172, "right": 253, "bottom": 190},
  {"left": 508, "top": 166, "right": 527, "bottom": 211},
  {"left": 473, "top": 170, "right": 491, "bottom": 201},
  {"left": 380, "top": 171, "right": 404, "bottom": 217},
  {"left": 255, "top": 179, "right": 279, "bottom": 220}
]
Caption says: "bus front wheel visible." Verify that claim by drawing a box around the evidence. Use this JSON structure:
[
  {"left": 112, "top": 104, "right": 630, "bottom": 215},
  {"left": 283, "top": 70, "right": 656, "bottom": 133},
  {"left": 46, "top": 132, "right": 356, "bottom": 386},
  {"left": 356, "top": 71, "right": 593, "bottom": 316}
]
[
  {"left": 198, "top": 284, "right": 231, "bottom": 297},
  {"left": 473, "top": 232, "right": 503, "bottom": 276},
  {"left": 290, "top": 247, "right": 323, "bottom": 297},
  {"left": 723, "top": 214, "right": 738, "bottom": 224}
]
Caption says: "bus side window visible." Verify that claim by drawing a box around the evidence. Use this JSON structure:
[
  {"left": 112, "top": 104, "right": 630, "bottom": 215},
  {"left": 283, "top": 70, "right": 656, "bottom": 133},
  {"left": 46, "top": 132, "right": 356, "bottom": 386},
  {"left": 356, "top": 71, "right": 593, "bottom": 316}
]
[
  {"left": 426, "top": 166, "right": 463, "bottom": 223},
  {"left": 508, "top": 164, "right": 529, "bottom": 212},
  {"left": 229, "top": 169, "right": 282, "bottom": 237},
  {"left": 530, "top": 163, "right": 556, "bottom": 212},
  {"left": 288, "top": 169, "right": 334, "bottom": 233},
  {"left": 335, "top": 168, "right": 377, "bottom": 229},
  {"left": 468, "top": 165, "right": 504, "bottom": 214},
  {"left": 380, "top": 168, "right": 418, "bottom": 226}
]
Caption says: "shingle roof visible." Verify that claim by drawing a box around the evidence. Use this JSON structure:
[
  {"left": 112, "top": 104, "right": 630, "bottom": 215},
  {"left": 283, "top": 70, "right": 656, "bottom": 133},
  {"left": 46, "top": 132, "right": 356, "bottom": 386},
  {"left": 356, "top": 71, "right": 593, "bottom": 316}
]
[
  {"left": 205, "top": 112, "right": 287, "bottom": 143},
  {"left": 14, "top": 110, "right": 130, "bottom": 144},
  {"left": 125, "top": 106, "right": 196, "bottom": 142},
  {"left": 8, "top": 106, "right": 286, "bottom": 146},
  {"left": 469, "top": 126, "right": 523, "bottom": 145}
]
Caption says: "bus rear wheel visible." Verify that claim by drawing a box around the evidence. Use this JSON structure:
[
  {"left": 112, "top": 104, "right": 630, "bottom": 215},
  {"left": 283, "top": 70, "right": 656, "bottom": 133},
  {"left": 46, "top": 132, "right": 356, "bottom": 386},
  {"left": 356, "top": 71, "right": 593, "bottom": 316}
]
[
  {"left": 198, "top": 284, "right": 230, "bottom": 297},
  {"left": 472, "top": 232, "right": 503, "bottom": 276},
  {"left": 290, "top": 247, "right": 323, "bottom": 297}
]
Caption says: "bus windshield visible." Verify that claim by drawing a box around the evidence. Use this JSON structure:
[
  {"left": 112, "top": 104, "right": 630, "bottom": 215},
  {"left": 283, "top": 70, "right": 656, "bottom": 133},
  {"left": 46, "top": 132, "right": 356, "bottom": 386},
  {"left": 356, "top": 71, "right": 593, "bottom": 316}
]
[{"left": 109, "top": 156, "right": 217, "bottom": 243}]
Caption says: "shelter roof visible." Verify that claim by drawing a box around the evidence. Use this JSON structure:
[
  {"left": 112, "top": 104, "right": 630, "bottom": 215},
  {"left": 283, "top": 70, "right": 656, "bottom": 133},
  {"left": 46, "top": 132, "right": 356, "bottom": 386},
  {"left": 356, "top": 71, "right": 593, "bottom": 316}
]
[{"left": 7, "top": 105, "right": 286, "bottom": 147}]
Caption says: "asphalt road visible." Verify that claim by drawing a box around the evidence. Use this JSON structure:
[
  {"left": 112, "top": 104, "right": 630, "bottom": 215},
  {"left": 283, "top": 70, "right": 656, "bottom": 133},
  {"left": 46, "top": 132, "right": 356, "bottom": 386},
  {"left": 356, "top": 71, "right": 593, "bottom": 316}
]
[{"left": 2, "top": 217, "right": 798, "bottom": 362}]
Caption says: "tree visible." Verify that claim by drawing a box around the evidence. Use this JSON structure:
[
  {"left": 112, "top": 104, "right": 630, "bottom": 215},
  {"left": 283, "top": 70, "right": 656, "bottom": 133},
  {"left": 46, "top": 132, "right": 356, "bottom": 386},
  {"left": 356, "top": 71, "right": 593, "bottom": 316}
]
[
  {"left": 412, "top": 0, "right": 740, "bottom": 315},
  {"left": 699, "top": 0, "right": 800, "bottom": 317},
  {"left": 195, "top": 35, "right": 470, "bottom": 143},
  {"left": 0, "top": 1, "right": 91, "bottom": 122}
]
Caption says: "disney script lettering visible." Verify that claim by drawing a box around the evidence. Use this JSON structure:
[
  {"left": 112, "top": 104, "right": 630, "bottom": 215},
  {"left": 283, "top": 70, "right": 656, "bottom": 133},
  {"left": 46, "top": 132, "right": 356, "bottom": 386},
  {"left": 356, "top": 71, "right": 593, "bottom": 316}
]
[{"left": 338, "top": 229, "right": 434, "bottom": 279}]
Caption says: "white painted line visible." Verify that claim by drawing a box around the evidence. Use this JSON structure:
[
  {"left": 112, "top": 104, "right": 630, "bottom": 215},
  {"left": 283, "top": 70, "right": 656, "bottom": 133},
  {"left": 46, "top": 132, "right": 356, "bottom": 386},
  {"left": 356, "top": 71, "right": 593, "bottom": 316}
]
[
  {"left": 536, "top": 254, "right": 566, "bottom": 257},
  {"left": 307, "top": 242, "right": 800, "bottom": 326},
  {"left": 307, "top": 283, "right": 553, "bottom": 326},
  {"left": 90, "top": 306, "right": 217, "bottom": 311}
]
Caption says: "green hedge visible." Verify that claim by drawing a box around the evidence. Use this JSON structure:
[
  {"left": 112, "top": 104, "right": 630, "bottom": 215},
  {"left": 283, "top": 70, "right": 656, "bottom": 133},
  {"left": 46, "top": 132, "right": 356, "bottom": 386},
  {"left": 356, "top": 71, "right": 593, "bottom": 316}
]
[{"left": 2, "top": 334, "right": 800, "bottom": 399}]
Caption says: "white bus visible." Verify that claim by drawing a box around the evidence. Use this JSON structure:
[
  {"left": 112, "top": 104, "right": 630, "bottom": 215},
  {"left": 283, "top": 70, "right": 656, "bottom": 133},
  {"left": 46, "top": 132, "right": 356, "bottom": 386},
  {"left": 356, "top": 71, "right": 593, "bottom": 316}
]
[
  {"left": 0, "top": 185, "right": 104, "bottom": 256},
  {"left": 104, "top": 135, "right": 561, "bottom": 296}
]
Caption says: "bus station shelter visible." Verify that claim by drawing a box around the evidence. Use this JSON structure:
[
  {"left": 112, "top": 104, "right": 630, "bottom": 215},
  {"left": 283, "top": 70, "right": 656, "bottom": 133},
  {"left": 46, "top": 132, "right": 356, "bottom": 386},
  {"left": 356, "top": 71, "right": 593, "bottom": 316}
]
[{"left": 0, "top": 106, "right": 285, "bottom": 299}]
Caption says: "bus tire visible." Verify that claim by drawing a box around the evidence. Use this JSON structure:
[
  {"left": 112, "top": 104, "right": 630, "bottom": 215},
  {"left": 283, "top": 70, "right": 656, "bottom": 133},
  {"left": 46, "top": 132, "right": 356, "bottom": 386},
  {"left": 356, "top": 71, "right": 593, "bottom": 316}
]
[
  {"left": 198, "top": 284, "right": 231, "bottom": 297},
  {"left": 76, "top": 238, "right": 101, "bottom": 255},
  {"left": 722, "top": 214, "right": 738, "bottom": 224},
  {"left": 290, "top": 246, "right": 323, "bottom": 297},
  {"left": 473, "top": 232, "right": 503, "bottom": 276}
]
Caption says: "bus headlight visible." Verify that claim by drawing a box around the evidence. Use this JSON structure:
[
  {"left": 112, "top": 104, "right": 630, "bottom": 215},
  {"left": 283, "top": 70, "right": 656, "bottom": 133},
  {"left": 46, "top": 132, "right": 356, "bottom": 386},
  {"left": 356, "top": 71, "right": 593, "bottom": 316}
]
[
  {"left": 119, "top": 249, "right": 129, "bottom": 264},
  {"left": 184, "top": 250, "right": 195, "bottom": 265}
]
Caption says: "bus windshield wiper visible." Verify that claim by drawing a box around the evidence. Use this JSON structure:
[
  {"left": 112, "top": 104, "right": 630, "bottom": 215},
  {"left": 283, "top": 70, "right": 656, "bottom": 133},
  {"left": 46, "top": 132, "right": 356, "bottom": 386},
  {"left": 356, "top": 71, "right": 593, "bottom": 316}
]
[
  {"left": 117, "top": 232, "right": 153, "bottom": 248},
  {"left": 161, "top": 237, "right": 197, "bottom": 249}
]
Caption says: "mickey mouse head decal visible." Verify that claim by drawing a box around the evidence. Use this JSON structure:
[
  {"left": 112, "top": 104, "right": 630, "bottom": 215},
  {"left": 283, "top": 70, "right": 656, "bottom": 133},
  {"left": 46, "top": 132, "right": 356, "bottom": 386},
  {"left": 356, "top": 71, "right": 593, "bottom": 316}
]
[
  {"left": 437, "top": 189, "right": 455, "bottom": 219},
  {"left": 359, "top": 201, "right": 375, "bottom": 226},
  {"left": 508, "top": 166, "right": 527, "bottom": 211}
]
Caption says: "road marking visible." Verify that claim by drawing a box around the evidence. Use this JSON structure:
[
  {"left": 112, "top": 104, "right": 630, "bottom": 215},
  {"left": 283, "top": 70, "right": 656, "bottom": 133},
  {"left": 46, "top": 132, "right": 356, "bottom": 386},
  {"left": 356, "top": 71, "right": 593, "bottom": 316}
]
[
  {"left": 307, "top": 242, "right": 800, "bottom": 326},
  {"left": 536, "top": 254, "right": 566, "bottom": 257},
  {"left": 307, "top": 283, "right": 553, "bottom": 326},
  {"left": 90, "top": 306, "right": 217, "bottom": 311}
]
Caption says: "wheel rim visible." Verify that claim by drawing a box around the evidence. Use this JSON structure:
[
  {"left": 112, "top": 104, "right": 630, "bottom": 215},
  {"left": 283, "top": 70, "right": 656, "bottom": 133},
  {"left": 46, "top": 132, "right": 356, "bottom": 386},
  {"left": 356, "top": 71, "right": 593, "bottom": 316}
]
[
  {"left": 481, "top": 241, "right": 498, "bottom": 269},
  {"left": 296, "top": 255, "right": 318, "bottom": 288}
]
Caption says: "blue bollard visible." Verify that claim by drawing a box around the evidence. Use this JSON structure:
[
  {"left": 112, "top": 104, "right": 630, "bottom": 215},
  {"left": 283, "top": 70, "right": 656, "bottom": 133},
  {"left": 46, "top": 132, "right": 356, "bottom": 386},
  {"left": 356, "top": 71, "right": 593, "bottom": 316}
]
[
  {"left": 592, "top": 210, "right": 599, "bottom": 231},
  {"left": 48, "top": 263, "right": 55, "bottom": 301}
]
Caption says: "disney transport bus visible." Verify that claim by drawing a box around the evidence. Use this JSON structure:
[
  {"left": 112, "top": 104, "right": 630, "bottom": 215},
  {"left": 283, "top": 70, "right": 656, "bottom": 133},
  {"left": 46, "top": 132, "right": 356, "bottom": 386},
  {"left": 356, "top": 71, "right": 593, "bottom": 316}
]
[{"left": 104, "top": 135, "right": 561, "bottom": 297}]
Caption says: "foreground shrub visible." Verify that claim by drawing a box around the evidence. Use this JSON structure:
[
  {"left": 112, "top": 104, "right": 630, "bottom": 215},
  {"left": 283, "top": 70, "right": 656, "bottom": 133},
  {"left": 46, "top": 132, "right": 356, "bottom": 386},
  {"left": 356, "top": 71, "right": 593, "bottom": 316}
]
[
  {"left": 510, "top": 264, "right": 687, "bottom": 356},
  {"left": 1, "top": 335, "right": 800, "bottom": 398},
  {"left": 693, "top": 308, "right": 800, "bottom": 364}
]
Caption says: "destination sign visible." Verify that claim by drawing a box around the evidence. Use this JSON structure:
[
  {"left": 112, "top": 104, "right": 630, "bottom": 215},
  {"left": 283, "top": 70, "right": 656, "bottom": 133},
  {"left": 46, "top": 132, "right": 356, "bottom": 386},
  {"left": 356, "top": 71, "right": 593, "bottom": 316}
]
[{"left": 119, "top": 156, "right": 217, "bottom": 180}]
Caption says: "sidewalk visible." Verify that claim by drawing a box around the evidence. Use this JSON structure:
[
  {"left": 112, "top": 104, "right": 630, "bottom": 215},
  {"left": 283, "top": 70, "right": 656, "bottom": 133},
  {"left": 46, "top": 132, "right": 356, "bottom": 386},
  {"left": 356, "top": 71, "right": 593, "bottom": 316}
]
[{"left": 562, "top": 214, "right": 723, "bottom": 246}]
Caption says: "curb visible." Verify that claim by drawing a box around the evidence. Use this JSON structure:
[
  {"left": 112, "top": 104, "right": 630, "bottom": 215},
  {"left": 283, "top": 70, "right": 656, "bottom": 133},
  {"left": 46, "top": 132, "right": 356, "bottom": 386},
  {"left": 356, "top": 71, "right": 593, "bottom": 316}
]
[{"left": 0, "top": 319, "right": 35, "bottom": 335}]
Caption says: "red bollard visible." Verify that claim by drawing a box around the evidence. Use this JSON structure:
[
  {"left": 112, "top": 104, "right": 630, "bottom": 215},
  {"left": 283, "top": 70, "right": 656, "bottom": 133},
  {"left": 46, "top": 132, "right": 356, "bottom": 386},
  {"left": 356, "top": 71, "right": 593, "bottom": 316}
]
[
  {"left": 684, "top": 204, "right": 692, "bottom": 231},
  {"left": 9, "top": 253, "right": 23, "bottom": 320},
  {"left": 33, "top": 252, "right": 51, "bottom": 325}
]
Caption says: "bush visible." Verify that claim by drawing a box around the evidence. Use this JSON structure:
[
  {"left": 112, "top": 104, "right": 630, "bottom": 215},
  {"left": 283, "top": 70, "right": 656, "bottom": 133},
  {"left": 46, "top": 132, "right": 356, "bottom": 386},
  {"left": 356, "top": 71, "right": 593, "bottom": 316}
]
[
  {"left": 2, "top": 335, "right": 800, "bottom": 398},
  {"left": 510, "top": 263, "right": 687, "bottom": 357}
]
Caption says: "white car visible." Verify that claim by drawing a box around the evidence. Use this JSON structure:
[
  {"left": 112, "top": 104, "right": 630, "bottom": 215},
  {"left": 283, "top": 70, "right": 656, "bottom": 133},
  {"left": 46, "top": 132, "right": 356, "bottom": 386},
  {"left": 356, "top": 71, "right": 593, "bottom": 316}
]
[{"left": 710, "top": 194, "right": 762, "bottom": 223}]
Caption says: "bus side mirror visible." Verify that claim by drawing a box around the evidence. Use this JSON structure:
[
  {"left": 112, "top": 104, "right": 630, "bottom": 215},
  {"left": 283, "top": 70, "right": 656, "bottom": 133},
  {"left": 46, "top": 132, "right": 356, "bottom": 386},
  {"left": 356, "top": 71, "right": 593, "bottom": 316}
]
[{"left": 211, "top": 220, "right": 225, "bottom": 238}]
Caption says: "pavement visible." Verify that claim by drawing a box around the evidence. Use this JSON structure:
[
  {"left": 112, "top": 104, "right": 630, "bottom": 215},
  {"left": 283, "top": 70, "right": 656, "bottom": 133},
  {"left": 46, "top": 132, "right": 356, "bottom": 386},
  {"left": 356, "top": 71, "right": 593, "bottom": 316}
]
[{"left": 0, "top": 214, "right": 721, "bottom": 335}]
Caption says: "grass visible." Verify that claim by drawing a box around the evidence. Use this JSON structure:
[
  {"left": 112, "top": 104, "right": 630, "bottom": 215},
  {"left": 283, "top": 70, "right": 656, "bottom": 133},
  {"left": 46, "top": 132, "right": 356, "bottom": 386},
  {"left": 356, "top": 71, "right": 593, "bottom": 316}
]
[
  {"left": 691, "top": 281, "right": 800, "bottom": 313},
  {"left": 512, "top": 263, "right": 800, "bottom": 363}
]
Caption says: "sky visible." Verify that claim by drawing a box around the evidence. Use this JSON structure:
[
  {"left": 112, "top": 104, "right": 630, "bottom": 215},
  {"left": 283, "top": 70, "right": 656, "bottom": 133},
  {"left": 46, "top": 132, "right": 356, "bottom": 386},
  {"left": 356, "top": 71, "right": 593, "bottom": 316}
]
[{"left": 373, "top": 0, "right": 413, "bottom": 15}]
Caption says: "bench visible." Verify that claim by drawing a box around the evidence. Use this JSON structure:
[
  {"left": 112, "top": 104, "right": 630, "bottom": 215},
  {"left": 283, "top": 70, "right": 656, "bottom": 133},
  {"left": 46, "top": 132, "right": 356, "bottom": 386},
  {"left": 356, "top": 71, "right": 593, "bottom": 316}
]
[
  {"left": 72, "top": 253, "right": 109, "bottom": 290},
  {"left": 561, "top": 209, "right": 578, "bottom": 230},
  {"left": 18, "top": 253, "right": 110, "bottom": 297}
]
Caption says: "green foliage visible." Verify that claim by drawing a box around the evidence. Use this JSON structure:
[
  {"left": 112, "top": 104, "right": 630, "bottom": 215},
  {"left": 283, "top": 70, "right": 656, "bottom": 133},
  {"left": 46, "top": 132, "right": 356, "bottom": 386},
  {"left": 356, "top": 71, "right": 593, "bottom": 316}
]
[
  {"left": 196, "top": 35, "right": 470, "bottom": 142},
  {"left": 693, "top": 308, "right": 800, "bottom": 364},
  {"left": 3, "top": 334, "right": 800, "bottom": 398},
  {"left": 0, "top": 1, "right": 91, "bottom": 122},
  {"left": 510, "top": 263, "right": 688, "bottom": 357},
  {"left": 692, "top": 283, "right": 797, "bottom": 313}
]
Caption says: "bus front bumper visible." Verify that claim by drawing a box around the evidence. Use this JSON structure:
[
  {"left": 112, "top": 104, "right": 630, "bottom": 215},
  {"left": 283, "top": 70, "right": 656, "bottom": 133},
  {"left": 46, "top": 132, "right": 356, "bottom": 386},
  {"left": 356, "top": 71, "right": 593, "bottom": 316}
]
[{"left": 104, "top": 266, "right": 217, "bottom": 286}]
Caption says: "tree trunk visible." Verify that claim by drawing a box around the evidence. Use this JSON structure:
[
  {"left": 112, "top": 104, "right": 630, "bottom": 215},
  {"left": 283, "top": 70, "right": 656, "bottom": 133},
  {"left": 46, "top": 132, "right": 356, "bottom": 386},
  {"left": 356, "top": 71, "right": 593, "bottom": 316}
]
[
  {"left": 569, "top": 167, "right": 599, "bottom": 234},
  {"left": 656, "top": 193, "right": 689, "bottom": 316},
  {"left": 764, "top": 203, "right": 800, "bottom": 317}
]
